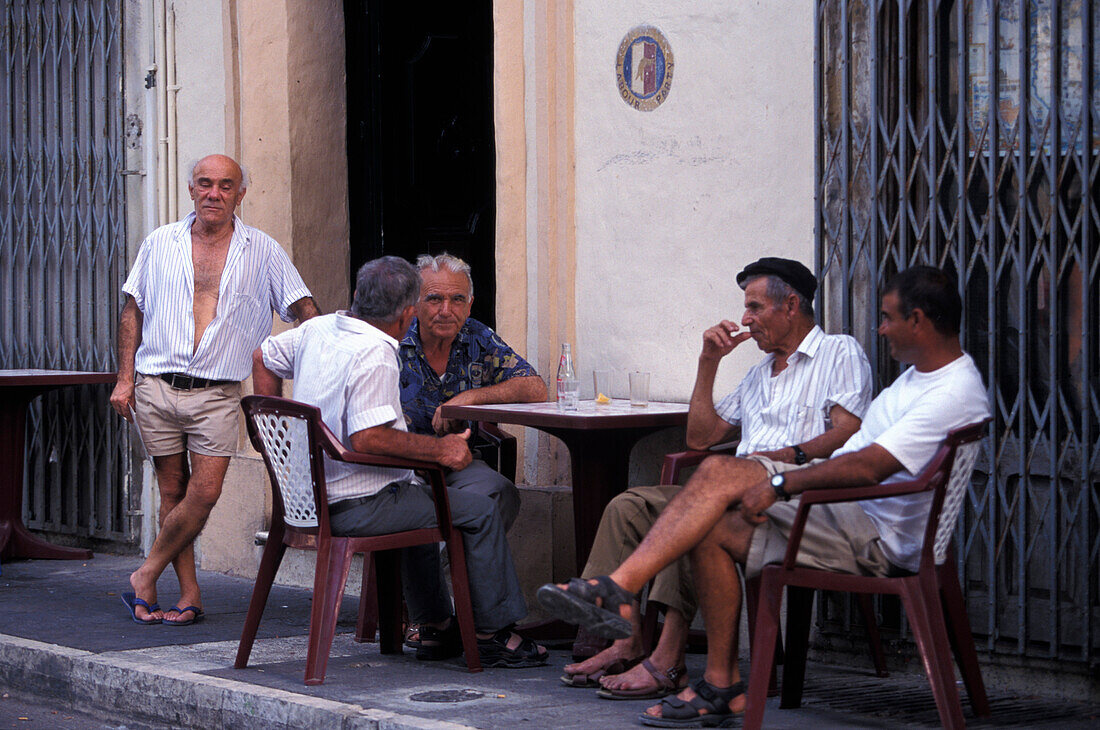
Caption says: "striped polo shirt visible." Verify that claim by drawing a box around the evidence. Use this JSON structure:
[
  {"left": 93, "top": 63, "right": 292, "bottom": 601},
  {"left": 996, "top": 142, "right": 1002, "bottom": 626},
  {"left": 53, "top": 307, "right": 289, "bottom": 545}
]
[
  {"left": 715, "top": 325, "right": 873, "bottom": 455},
  {"left": 123, "top": 212, "right": 312, "bottom": 382}
]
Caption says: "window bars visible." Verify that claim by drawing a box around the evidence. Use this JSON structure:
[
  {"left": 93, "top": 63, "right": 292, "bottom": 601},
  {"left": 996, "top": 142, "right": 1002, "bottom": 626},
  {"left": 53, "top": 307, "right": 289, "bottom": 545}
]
[
  {"left": 816, "top": 0, "right": 1097, "bottom": 664},
  {"left": 0, "top": 0, "right": 133, "bottom": 547}
]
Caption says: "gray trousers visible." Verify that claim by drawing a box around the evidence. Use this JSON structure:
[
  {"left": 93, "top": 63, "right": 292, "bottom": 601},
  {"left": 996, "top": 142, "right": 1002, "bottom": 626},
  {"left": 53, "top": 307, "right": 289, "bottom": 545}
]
[
  {"left": 445, "top": 458, "right": 521, "bottom": 531},
  {"left": 328, "top": 477, "right": 526, "bottom": 633}
]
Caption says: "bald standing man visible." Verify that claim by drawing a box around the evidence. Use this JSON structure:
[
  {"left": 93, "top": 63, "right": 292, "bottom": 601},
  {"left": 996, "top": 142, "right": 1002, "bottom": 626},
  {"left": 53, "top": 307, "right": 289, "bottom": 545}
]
[{"left": 110, "top": 154, "right": 319, "bottom": 626}]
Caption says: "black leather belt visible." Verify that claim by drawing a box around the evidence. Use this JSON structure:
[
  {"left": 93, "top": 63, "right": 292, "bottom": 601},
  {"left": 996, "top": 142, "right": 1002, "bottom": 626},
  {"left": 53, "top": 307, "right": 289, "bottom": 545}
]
[
  {"left": 329, "top": 494, "right": 377, "bottom": 515},
  {"left": 154, "top": 372, "right": 238, "bottom": 390}
]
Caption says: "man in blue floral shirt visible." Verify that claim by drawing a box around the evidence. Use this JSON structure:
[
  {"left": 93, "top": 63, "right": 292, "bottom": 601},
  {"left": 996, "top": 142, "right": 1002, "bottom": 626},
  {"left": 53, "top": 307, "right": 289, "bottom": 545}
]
[{"left": 399, "top": 253, "right": 546, "bottom": 531}]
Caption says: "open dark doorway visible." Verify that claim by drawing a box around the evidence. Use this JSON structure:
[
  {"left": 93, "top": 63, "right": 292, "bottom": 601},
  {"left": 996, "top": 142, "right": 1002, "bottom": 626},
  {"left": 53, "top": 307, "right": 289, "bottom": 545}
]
[{"left": 345, "top": 0, "right": 496, "bottom": 328}]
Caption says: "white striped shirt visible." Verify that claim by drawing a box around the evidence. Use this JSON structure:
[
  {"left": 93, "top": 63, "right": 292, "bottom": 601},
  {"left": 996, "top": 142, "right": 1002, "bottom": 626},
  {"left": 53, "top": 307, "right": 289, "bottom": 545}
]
[
  {"left": 123, "top": 212, "right": 312, "bottom": 381},
  {"left": 261, "top": 312, "right": 417, "bottom": 502},
  {"left": 715, "top": 326, "right": 872, "bottom": 456}
]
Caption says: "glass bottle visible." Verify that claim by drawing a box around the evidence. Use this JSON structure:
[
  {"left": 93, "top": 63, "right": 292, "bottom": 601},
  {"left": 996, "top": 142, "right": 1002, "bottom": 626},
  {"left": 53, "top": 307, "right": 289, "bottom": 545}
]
[{"left": 556, "top": 343, "right": 579, "bottom": 411}]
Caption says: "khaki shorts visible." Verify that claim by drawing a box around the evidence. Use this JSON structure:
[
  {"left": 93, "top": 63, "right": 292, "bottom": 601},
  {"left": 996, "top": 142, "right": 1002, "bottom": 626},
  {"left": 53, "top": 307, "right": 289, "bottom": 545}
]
[
  {"left": 133, "top": 374, "right": 242, "bottom": 457},
  {"left": 741, "top": 454, "right": 895, "bottom": 579}
]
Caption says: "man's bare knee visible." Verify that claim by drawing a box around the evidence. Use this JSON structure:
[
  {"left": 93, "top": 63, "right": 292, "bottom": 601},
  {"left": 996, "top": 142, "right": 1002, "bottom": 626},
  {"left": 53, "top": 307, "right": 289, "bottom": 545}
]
[{"left": 686, "top": 454, "right": 768, "bottom": 503}]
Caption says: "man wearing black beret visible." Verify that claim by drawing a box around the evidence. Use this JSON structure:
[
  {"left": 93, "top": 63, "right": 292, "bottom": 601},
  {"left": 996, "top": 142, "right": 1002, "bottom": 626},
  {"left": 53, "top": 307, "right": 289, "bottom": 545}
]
[{"left": 557, "top": 257, "right": 873, "bottom": 703}]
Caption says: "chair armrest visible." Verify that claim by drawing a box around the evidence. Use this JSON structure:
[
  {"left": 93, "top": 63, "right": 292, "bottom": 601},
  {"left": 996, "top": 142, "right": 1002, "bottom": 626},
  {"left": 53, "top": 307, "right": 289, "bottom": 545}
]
[
  {"left": 476, "top": 422, "right": 517, "bottom": 483},
  {"left": 796, "top": 474, "right": 939, "bottom": 506},
  {"left": 317, "top": 421, "right": 443, "bottom": 472},
  {"left": 315, "top": 420, "right": 457, "bottom": 532},
  {"left": 660, "top": 441, "right": 740, "bottom": 485},
  {"left": 781, "top": 473, "right": 946, "bottom": 570}
]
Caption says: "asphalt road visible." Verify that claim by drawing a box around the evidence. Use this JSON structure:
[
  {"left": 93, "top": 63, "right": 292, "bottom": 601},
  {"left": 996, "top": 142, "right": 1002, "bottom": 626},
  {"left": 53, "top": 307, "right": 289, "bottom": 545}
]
[{"left": 0, "top": 691, "right": 168, "bottom": 730}]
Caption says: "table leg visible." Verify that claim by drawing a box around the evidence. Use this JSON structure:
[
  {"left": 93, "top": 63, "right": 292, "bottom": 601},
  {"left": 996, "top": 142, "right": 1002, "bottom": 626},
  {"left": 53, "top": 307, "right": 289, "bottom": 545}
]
[
  {"left": 546, "top": 427, "right": 662, "bottom": 575},
  {"left": 0, "top": 390, "right": 93, "bottom": 561}
]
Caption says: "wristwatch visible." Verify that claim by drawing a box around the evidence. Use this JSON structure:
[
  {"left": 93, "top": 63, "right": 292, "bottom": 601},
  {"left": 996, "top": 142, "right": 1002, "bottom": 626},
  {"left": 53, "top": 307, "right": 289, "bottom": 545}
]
[
  {"left": 770, "top": 473, "right": 791, "bottom": 501},
  {"left": 791, "top": 444, "right": 808, "bottom": 465}
]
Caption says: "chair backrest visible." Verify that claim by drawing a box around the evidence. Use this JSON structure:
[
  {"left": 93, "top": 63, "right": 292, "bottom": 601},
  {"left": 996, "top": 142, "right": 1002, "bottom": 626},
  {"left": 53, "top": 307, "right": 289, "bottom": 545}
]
[
  {"left": 924, "top": 419, "right": 990, "bottom": 566},
  {"left": 242, "top": 395, "right": 325, "bottom": 529}
]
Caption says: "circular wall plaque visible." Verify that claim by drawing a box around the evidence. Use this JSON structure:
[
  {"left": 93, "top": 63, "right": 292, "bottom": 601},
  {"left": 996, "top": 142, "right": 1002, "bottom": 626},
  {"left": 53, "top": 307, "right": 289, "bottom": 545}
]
[{"left": 615, "top": 25, "right": 674, "bottom": 111}]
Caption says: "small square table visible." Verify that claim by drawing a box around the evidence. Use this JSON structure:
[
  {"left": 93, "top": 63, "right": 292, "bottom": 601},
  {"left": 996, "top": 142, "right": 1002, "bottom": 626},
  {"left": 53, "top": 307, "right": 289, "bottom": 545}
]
[{"left": 439, "top": 399, "right": 689, "bottom": 572}]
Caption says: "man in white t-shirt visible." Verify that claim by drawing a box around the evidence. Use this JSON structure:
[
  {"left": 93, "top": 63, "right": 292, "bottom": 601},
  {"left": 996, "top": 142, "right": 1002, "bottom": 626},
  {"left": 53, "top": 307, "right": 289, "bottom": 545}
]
[
  {"left": 252, "top": 256, "right": 547, "bottom": 668},
  {"left": 538, "top": 266, "right": 991, "bottom": 727}
]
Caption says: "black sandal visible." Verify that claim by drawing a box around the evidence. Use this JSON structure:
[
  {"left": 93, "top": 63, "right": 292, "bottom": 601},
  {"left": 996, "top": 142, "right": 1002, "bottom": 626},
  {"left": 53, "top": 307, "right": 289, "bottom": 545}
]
[
  {"left": 477, "top": 626, "right": 548, "bottom": 668},
  {"left": 536, "top": 576, "right": 633, "bottom": 639},
  {"left": 415, "top": 618, "right": 462, "bottom": 661},
  {"left": 638, "top": 677, "right": 745, "bottom": 727}
]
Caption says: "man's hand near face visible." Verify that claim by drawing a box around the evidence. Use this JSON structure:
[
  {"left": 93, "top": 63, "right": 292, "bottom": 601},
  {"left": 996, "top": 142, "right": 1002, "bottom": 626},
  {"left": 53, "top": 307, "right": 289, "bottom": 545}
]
[{"left": 701, "top": 319, "right": 754, "bottom": 363}]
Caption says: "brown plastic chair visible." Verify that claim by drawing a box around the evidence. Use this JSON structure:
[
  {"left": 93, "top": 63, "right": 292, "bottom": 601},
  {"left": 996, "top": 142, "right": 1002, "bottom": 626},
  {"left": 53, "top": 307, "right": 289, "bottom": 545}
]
[
  {"left": 743, "top": 419, "right": 993, "bottom": 730},
  {"left": 234, "top": 395, "right": 482, "bottom": 684}
]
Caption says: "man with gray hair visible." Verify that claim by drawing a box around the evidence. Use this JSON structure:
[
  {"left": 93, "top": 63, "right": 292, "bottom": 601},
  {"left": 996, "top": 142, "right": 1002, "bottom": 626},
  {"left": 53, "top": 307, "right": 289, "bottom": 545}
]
[
  {"left": 111, "top": 153, "right": 319, "bottom": 626},
  {"left": 400, "top": 253, "right": 546, "bottom": 527},
  {"left": 252, "top": 256, "right": 547, "bottom": 668}
]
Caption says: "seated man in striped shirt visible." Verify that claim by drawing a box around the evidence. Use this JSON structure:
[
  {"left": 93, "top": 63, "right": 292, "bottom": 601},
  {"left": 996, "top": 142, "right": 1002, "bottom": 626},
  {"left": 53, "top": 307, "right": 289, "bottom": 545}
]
[
  {"left": 109, "top": 154, "right": 320, "bottom": 626},
  {"left": 560, "top": 257, "right": 872, "bottom": 700}
]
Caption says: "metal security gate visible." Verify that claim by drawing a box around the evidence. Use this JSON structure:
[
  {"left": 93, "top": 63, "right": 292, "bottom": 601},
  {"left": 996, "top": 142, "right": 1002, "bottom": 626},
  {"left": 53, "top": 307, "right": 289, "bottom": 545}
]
[
  {"left": 816, "top": 0, "right": 1098, "bottom": 668},
  {"left": 0, "top": 1, "right": 134, "bottom": 549}
]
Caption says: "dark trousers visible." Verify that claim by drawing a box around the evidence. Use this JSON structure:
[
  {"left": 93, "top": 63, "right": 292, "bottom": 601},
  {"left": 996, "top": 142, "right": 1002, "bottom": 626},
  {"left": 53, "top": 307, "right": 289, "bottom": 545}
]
[{"left": 328, "top": 479, "right": 526, "bottom": 633}]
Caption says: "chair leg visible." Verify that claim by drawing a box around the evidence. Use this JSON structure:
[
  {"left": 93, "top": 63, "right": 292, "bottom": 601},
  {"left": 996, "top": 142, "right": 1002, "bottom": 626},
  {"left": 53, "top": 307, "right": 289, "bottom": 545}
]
[
  {"left": 900, "top": 577, "right": 966, "bottom": 730},
  {"left": 355, "top": 551, "right": 379, "bottom": 643},
  {"left": 374, "top": 550, "right": 404, "bottom": 654},
  {"left": 939, "top": 563, "right": 991, "bottom": 717},
  {"left": 303, "top": 537, "right": 355, "bottom": 686},
  {"left": 443, "top": 533, "right": 482, "bottom": 673},
  {"left": 235, "top": 532, "right": 288, "bottom": 669},
  {"left": 856, "top": 593, "right": 889, "bottom": 677},
  {"left": 744, "top": 575, "right": 781, "bottom": 697},
  {"left": 779, "top": 586, "right": 814, "bottom": 709},
  {"left": 639, "top": 588, "right": 661, "bottom": 655},
  {"left": 743, "top": 572, "right": 785, "bottom": 730}
]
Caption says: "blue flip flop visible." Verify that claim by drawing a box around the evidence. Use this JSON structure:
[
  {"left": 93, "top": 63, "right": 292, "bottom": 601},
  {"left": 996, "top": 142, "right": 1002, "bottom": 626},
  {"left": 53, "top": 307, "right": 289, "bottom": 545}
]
[
  {"left": 121, "top": 592, "right": 162, "bottom": 625},
  {"left": 164, "top": 605, "right": 205, "bottom": 626}
]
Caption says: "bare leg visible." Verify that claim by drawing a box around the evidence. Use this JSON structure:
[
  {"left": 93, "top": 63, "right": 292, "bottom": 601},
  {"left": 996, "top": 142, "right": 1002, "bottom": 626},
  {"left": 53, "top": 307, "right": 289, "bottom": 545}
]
[
  {"left": 563, "top": 599, "right": 646, "bottom": 676},
  {"left": 643, "top": 512, "right": 754, "bottom": 720},
  {"left": 551, "top": 456, "right": 768, "bottom": 627},
  {"left": 149, "top": 453, "right": 199, "bottom": 622},
  {"left": 610, "top": 456, "right": 767, "bottom": 596},
  {"left": 599, "top": 607, "right": 689, "bottom": 692},
  {"left": 130, "top": 451, "right": 230, "bottom": 622}
]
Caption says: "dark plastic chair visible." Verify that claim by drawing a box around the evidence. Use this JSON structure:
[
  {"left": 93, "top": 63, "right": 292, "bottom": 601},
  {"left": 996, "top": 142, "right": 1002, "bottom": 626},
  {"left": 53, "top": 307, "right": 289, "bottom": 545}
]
[
  {"left": 743, "top": 419, "right": 993, "bottom": 730},
  {"left": 234, "top": 395, "right": 482, "bottom": 685}
]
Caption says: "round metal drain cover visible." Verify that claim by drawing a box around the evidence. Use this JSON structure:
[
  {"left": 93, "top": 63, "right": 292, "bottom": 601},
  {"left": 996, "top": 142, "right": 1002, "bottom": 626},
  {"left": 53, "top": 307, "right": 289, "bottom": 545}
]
[{"left": 409, "top": 689, "right": 485, "bottom": 703}]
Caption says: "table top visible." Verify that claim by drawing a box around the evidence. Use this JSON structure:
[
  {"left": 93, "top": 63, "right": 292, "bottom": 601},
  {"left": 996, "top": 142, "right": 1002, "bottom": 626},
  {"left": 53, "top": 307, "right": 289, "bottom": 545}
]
[
  {"left": 440, "top": 399, "right": 689, "bottom": 431},
  {"left": 0, "top": 369, "right": 117, "bottom": 387}
]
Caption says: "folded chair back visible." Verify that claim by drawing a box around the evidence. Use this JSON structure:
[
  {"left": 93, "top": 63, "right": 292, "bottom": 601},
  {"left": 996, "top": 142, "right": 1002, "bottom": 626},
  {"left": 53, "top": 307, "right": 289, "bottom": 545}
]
[
  {"left": 930, "top": 432, "right": 983, "bottom": 566},
  {"left": 245, "top": 399, "right": 324, "bottom": 529}
]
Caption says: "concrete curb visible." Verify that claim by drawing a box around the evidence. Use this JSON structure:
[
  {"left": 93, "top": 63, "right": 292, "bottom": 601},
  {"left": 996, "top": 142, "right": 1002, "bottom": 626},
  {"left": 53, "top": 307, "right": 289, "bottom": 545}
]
[{"left": 0, "top": 634, "right": 473, "bottom": 730}]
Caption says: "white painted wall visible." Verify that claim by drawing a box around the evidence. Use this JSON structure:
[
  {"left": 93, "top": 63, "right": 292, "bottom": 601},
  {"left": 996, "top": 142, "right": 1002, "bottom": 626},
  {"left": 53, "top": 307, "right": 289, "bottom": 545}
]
[
  {"left": 170, "top": 2, "right": 228, "bottom": 211},
  {"left": 573, "top": 1, "right": 816, "bottom": 403}
]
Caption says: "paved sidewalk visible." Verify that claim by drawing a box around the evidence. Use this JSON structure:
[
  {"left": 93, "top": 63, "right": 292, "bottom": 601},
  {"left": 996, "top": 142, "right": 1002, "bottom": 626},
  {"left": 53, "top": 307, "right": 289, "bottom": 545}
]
[{"left": 0, "top": 554, "right": 1095, "bottom": 729}]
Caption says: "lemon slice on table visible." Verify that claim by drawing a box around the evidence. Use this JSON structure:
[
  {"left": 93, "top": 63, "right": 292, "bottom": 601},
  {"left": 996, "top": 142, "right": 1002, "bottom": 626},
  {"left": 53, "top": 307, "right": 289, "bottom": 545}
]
[{"left": 595, "top": 393, "right": 611, "bottom": 404}]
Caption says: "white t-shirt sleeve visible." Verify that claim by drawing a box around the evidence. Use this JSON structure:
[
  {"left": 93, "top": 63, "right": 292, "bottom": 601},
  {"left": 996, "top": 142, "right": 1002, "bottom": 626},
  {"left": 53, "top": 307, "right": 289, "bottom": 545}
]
[
  {"left": 260, "top": 326, "right": 305, "bottom": 380},
  {"left": 822, "top": 337, "right": 874, "bottom": 419},
  {"left": 874, "top": 371, "right": 990, "bottom": 476},
  {"left": 345, "top": 357, "right": 401, "bottom": 435}
]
